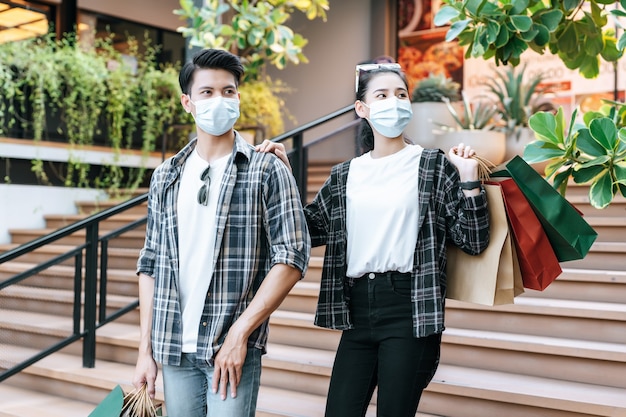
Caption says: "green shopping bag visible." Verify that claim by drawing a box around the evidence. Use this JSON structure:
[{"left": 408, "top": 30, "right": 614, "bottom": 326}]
[
  {"left": 89, "top": 384, "right": 164, "bottom": 417},
  {"left": 493, "top": 156, "right": 598, "bottom": 262}
]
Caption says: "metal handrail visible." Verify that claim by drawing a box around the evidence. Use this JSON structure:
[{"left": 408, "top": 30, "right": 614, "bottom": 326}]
[
  {"left": 0, "top": 103, "right": 357, "bottom": 382},
  {"left": 0, "top": 193, "right": 148, "bottom": 381}
]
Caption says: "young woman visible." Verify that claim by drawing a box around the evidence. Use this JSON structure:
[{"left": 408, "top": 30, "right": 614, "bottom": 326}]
[{"left": 259, "top": 63, "right": 490, "bottom": 416}]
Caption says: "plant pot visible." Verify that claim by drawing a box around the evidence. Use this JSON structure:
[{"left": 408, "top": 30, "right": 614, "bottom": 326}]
[
  {"left": 405, "top": 102, "right": 457, "bottom": 148},
  {"left": 435, "top": 130, "right": 507, "bottom": 165}
]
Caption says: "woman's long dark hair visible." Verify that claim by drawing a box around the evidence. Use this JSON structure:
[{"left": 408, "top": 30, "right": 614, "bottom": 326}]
[{"left": 355, "top": 68, "right": 409, "bottom": 154}]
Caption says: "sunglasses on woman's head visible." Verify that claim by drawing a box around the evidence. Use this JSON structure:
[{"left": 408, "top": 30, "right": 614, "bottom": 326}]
[
  {"left": 197, "top": 165, "right": 211, "bottom": 206},
  {"left": 355, "top": 63, "right": 402, "bottom": 92}
]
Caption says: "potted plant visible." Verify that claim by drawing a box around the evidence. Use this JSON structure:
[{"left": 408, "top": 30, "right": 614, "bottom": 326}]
[
  {"left": 175, "top": 0, "right": 329, "bottom": 143},
  {"left": 527, "top": 105, "right": 626, "bottom": 209},
  {"left": 484, "top": 64, "right": 555, "bottom": 161},
  {"left": 436, "top": 93, "right": 506, "bottom": 164},
  {"left": 405, "top": 73, "right": 461, "bottom": 147}
]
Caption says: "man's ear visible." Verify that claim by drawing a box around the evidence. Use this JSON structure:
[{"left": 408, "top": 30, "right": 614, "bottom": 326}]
[
  {"left": 181, "top": 94, "right": 192, "bottom": 114},
  {"left": 354, "top": 100, "right": 368, "bottom": 119}
]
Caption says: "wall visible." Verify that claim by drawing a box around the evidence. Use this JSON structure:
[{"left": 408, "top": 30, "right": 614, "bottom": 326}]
[
  {"left": 0, "top": 185, "right": 107, "bottom": 244},
  {"left": 265, "top": 0, "right": 392, "bottom": 162},
  {"left": 78, "top": 0, "right": 182, "bottom": 31}
]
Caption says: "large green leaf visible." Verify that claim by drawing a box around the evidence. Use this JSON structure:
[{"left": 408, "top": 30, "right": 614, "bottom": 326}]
[
  {"left": 511, "top": 0, "right": 530, "bottom": 15},
  {"left": 537, "top": 9, "right": 564, "bottom": 31},
  {"left": 528, "top": 111, "right": 561, "bottom": 144},
  {"left": 532, "top": 23, "right": 550, "bottom": 45},
  {"left": 589, "top": 170, "right": 614, "bottom": 208},
  {"left": 576, "top": 128, "right": 609, "bottom": 157},
  {"left": 434, "top": 5, "right": 460, "bottom": 26},
  {"left": 495, "top": 25, "right": 511, "bottom": 47},
  {"left": 572, "top": 163, "right": 607, "bottom": 183},
  {"left": 553, "top": 166, "right": 573, "bottom": 189},
  {"left": 589, "top": 117, "right": 618, "bottom": 150},
  {"left": 618, "top": 31, "right": 626, "bottom": 51},
  {"left": 446, "top": 19, "right": 471, "bottom": 41},
  {"left": 615, "top": 162, "right": 626, "bottom": 183},
  {"left": 510, "top": 15, "right": 533, "bottom": 31},
  {"left": 557, "top": 23, "right": 578, "bottom": 53},
  {"left": 523, "top": 141, "right": 564, "bottom": 162},
  {"left": 584, "top": 34, "right": 604, "bottom": 56}
]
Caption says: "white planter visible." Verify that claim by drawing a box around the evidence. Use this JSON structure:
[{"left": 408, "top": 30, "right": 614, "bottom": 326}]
[
  {"left": 435, "top": 130, "right": 507, "bottom": 165},
  {"left": 405, "top": 102, "right": 457, "bottom": 148}
]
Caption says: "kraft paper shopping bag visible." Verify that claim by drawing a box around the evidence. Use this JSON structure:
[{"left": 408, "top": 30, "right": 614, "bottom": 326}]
[{"left": 446, "top": 184, "right": 523, "bottom": 305}]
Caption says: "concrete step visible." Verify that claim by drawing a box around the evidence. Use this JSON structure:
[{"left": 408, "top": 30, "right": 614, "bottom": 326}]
[
  {"left": 0, "top": 285, "right": 139, "bottom": 324},
  {"left": 562, "top": 241, "right": 626, "bottom": 270},
  {"left": 0, "top": 262, "right": 138, "bottom": 295},
  {"left": 446, "top": 297, "right": 626, "bottom": 344},
  {"left": 441, "top": 328, "right": 626, "bottom": 389},
  {"left": 0, "top": 311, "right": 139, "bottom": 365},
  {"left": 584, "top": 216, "right": 626, "bottom": 242},
  {"left": 523, "top": 268, "right": 626, "bottom": 304},
  {"left": 0, "top": 385, "right": 96, "bottom": 417},
  {"left": 279, "top": 281, "right": 319, "bottom": 313},
  {"left": 269, "top": 310, "right": 341, "bottom": 351},
  {"left": 44, "top": 213, "right": 146, "bottom": 232},
  {"left": 421, "top": 364, "right": 626, "bottom": 417},
  {"left": 74, "top": 199, "right": 148, "bottom": 216},
  {"left": 566, "top": 193, "right": 626, "bottom": 217},
  {"left": 8, "top": 228, "right": 145, "bottom": 249},
  {"left": 0, "top": 244, "right": 140, "bottom": 270}
]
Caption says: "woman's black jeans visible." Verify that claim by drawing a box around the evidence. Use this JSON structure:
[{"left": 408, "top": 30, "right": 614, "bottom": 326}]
[{"left": 324, "top": 271, "right": 442, "bottom": 417}]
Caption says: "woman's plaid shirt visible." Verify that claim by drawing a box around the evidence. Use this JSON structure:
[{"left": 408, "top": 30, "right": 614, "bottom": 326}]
[
  {"left": 305, "top": 148, "right": 489, "bottom": 338},
  {"left": 137, "top": 134, "right": 310, "bottom": 366}
]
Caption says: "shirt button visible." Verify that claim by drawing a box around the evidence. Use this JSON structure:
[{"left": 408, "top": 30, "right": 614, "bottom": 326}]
[
  {"left": 206, "top": 293, "right": 211, "bottom": 298},
  {"left": 368, "top": 273, "right": 375, "bottom": 280},
  {"left": 202, "top": 322, "right": 207, "bottom": 327}
]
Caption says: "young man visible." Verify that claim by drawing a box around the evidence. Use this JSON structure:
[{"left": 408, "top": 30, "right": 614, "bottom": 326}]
[{"left": 133, "top": 48, "right": 311, "bottom": 417}]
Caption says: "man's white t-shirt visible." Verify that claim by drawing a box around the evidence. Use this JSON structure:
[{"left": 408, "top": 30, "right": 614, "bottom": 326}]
[{"left": 177, "top": 149, "right": 230, "bottom": 352}]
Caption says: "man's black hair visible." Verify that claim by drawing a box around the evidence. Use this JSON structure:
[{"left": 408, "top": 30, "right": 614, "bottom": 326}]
[{"left": 179, "top": 49, "right": 245, "bottom": 95}]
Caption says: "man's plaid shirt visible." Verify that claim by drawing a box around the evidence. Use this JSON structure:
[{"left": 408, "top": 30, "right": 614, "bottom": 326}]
[
  {"left": 137, "top": 133, "right": 310, "bottom": 366},
  {"left": 305, "top": 148, "right": 489, "bottom": 337}
]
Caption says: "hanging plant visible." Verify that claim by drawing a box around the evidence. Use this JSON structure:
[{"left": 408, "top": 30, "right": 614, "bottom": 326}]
[{"left": 0, "top": 33, "right": 192, "bottom": 193}]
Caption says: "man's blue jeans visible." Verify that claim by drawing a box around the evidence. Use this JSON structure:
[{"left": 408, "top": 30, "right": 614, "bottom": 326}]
[{"left": 161, "top": 348, "right": 262, "bottom": 417}]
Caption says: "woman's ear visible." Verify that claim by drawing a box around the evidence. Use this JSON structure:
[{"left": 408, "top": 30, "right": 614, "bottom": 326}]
[{"left": 354, "top": 100, "right": 368, "bottom": 119}]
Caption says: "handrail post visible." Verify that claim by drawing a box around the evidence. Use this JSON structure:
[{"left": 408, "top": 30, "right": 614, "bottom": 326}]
[
  {"left": 291, "top": 133, "right": 307, "bottom": 204},
  {"left": 83, "top": 223, "right": 99, "bottom": 368}
]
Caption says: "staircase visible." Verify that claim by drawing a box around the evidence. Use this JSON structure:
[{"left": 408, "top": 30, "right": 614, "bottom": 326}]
[{"left": 1, "top": 162, "right": 625, "bottom": 417}]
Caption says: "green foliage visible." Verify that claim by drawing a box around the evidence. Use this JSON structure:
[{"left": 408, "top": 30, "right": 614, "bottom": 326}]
[
  {"left": 237, "top": 77, "right": 294, "bottom": 137},
  {"left": 411, "top": 73, "right": 461, "bottom": 103},
  {"left": 441, "top": 93, "right": 499, "bottom": 130},
  {"left": 434, "top": 0, "right": 626, "bottom": 79},
  {"left": 527, "top": 106, "right": 626, "bottom": 208},
  {"left": 0, "top": 34, "right": 193, "bottom": 193},
  {"left": 175, "top": 0, "right": 329, "bottom": 82}
]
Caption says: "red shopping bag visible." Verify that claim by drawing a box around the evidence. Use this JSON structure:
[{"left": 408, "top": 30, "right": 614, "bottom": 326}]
[{"left": 487, "top": 179, "right": 562, "bottom": 291}]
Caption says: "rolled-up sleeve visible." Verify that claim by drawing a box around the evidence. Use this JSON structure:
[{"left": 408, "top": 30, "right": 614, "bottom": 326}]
[
  {"left": 263, "top": 157, "right": 311, "bottom": 277},
  {"left": 136, "top": 171, "right": 161, "bottom": 277}
]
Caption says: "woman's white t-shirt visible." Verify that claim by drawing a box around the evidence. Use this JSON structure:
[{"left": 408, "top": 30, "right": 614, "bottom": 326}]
[
  {"left": 177, "top": 149, "right": 230, "bottom": 352},
  {"left": 345, "top": 144, "right": 422, "bottom": 278}
]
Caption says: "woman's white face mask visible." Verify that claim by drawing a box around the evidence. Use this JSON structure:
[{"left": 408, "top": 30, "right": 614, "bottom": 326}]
[
  {"left": 361, "top": 96, "right": 413, "bottom": 138},
  {"left": 189, "top": 95, "right": 240, "bottom": 136}
]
